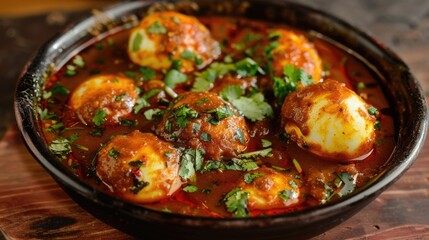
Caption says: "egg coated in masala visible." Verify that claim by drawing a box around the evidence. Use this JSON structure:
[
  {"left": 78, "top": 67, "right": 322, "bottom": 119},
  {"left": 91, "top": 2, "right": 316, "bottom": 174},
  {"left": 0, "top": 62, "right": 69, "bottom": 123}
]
[
  {"left": 68, "top": 74, "right": 138, "bottom": 127},
  {"left": 281, "top": 80, "right": 377, "bottom": 161},
  {"left": 154, "top": 92, "right": 250, "bottom": 160},
  {"left": 270, "top": 29, "right": 323, "bottom": 84},
  {"left": 239, "top": 166, "right": 301, "bottom": 210},
  {"left": 96, "top": 131, "right": 182, "bottom": 203},
  {"left": 128, "top": 11, "right": 220, "bottom": 73}
]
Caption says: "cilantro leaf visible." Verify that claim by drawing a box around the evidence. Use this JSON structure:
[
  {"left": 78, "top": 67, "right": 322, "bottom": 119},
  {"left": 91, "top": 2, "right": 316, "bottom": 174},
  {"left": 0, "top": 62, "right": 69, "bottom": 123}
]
[
  {"left": 140, "top": 66, "right": 155, "bottom": 81},
  {"left": 201, "top": 160, "right": 223, "bottom": 173},
  {"left": 244, "top": 172, "right": 264, "bottom": 184},
  {"left": 337, "top": 172, "right": 356, "bottom": 197},
  {"left": 108, "top": 148, "right": 120, "bottom": 159},
  {"left": 261, "top": 139, "right": 272, "bottom": 148},
  {"left": 92, "top": 109, "right": 107, "bottom": 126},
  {"left": 239, "top": 148, "right": 272, "bottom": 159},
  {"left": 230, "top": 93, "right": 273, "bottom": 122},
  {"left": 37, "top": 107, "right": 56, "bottom": 120},
  {"left": 223, "top": 158, "right": 259, "bottom": 172},
  {"left": 235, "top": 57, "right": 265, "bottom": 77},
  {"left": 278, "top": 189, "right": 293, "bottom": 202},
  {"left": 220, "top": 85, "right": 243, "bottom": 101},
  {"left": 183, "top": 185, "right": 198, "bottom": 193},
  {"left": 192, "top": 62, "right": 235, "bottom": 92},
  {"left": 132, "top": 32, "right": 142, "bottom": 52},
  {"left": 144, "top": 108, "right": 164, "bottom": 120},
  {"left": 179, "top": 148, "right": 204, "bottom": 181},
  {"left": 164, "top": 69, "right": 187, "bottom": 89},
  {"left": 222, "top": 188, "right": 250, "bottom": 217},
  {"left": 49, "top": 137, "right": 72, "bottom": 155},
  {"left": 72, "top": 55, "right": 85, "bottom": 68},
  {"left": 50, "top": 83, "right": 70, "bottom": 95},
  {"left": 273, "top": 65, "right": 314, "bottom": 104},
  {"left": 146, "top": 21, "right": 167, "bottom": 34}
]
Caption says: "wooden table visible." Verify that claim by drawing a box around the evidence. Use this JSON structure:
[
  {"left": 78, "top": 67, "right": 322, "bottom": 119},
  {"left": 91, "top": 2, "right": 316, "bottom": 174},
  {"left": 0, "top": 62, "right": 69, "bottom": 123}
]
[{"left": 1, "top": 1, "right": 428, "bottom": 239}]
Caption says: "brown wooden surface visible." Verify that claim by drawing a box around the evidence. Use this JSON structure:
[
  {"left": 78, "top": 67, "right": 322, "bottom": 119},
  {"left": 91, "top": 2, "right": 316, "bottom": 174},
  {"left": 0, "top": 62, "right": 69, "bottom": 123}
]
[{"left": 1, "top": 1, "right": 428, "bottom": 239}]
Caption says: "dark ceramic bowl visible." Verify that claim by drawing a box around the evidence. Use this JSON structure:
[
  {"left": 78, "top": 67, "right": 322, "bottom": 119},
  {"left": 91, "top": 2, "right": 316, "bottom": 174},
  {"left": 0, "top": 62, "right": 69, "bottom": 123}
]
[{"left": 14, "top": 0, "right": 428, "bottom": 239}]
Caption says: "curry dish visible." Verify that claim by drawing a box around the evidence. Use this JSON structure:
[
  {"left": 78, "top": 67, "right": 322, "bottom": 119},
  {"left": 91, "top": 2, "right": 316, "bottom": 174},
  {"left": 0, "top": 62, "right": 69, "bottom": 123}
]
[{"left": 39, "top": 11, "right": 395, "bottom": 217}]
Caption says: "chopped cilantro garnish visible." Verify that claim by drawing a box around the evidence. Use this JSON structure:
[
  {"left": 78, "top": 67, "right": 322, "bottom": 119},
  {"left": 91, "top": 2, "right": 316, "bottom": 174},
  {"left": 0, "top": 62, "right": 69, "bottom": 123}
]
[
  {"left": 50, "top": 83, "right": 70, "bottom": 95},
  {"left": 115, "top": 93, "right": 127, "bottom": 101},
  {"left": 181, "top": 50, "right": 197, "bottom": 61},
  {"left": 192, "top": 62, "right": 235, "bottom": 92},
  {"left": 239, "top": 148, "right": 272, "bottom": 159},
  {"left": 179, "top": 148, "right": 204, "bottom": 182},
  {"left": 201, "top": 160, "right": 223, "bottom": 173},
  {"left": 278, "top": 189, "right": 293, "bottom": 202},
  {"left": 144, "top": 108, "right": 164, "bottom": 120},
  {"left": 164, "top": 69, "right": 187, "bottom": 89},
  {"left": 183, "top": 185, "right": 198, "bottom": 193},
  {"left": 140, "top": 66, "right": 155, "bottom": 81},
  {"left": 119, "top": 118, "right": 138, "bottom": 127},
  {"left": 243, "top": 32, "right": 262, "bottom": 43},
  {"left": 37, "top": 107, "right": 56, "bottom": 120},
  {"left": 202, "top": 188, "right": 211, "bottom": 194},
  {"left": 146, "top": 21, "right": 167, "bottom": 34},
  {"left": 89, "top": 129, "right": 104, "bottom": 137},
  {"left": 195, "top": 97, "right": 209, "bottom": 106},
  {"left": 230, "top": 93, "right": 273, "bottom": 122},
  {"left": 263, "top": 41, "right": 279, "bottom": 57},
  {"left": 374, "top": 120, "right": 382, "bottom": 130},
  {"left": 72, "top": 55, "right": 85, "bottom": 68},
  {"left": 92, "top": 109, "right": 107, "bottom": 126},
  {"left": 124, "top": 71, "right": 138, "bottom": 80},
  {"left": 46, "top": 122, "right": 64, "bottom": 134},
  {"left": 289, "top": 180, "right": 298, "bottom": 189},
  {"left": 49, "top": 137, "right": 72, "bottom": 155},
  {"left": 133, "top": 98, "right": 150, "bottom": 114},
  {"left": 130, "top": 180, "right": 149, "bottom": 194},
  {"left": 368, "top": 106, "right": 379, "bottom": 116},
  {"left": 283, "top": 65, "right": 313, "bottom": 87},
  {"left": 108, "top": 148, "right": 120, "bottom": 160},
  {"left": 223, "top": 158, "right": 259, "bottom": 172},
  {"left": 244, "top": 172, "right": 264, "bottom": 184},
  {"left": 235, "top": 57, "right": 265, "bottom": 77},
  {"left": 268, "top": 31, "right": 281, "bottom": 40},
  {"left": 206, "top": 105, "right": 234, "bottom": 121},
  {"left": 172, "top": 104, "right": 198, "bottom": 128},
  {"left": 357, "top": 82, "right": 366, "bottom": 90},
  {"left": 223, "top": 55, "right": 233, "bottom": 63},
  {"left": 200, "top": 132, "right": 211, "bottom": 142},
  {"left": 172, "top": 16, "right": 180, "bottom": 24},
  {"left": 192, "top": 123, "right": 201, "bottom": 134},
  {"left": 171, "top": 59, "right": 182, "bottom": 70},
  {"left": 65, "top": 65, "right": 77, "bottom": 77},
  {"left": 273, "top": 64, "right": 313, "bottom": 104},
  {"left": 132, "top": 32, "right": 143, "bottom": 52},
  {"left": 337, "top": 172, "right": 356, "bottom": 197},
  {"left": 128, "top": 160, "right": 143, "bottom": 168},
  {"left": 234, "top": 128, "right": 246, "bottom": 144},
  {"left": 261, "top": 139, "right": 272, "bottom": 148},
  {"left": 222, "top": 188, "right": 250, "bottom": 217},
  {"left": 220, "top": 85, "right": 243, "bottom": 101}
]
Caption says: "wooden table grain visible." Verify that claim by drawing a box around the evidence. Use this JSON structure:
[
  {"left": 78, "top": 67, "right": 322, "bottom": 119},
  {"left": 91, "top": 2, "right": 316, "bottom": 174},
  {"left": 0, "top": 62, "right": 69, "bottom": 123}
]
[{"left": 1, "top": 1, "right": 428, "bottom": 239}]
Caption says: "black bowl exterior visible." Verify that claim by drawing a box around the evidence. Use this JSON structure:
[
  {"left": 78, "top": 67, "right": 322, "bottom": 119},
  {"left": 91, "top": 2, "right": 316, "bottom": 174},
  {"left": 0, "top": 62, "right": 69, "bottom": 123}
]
[{"left": 14, "top": 1, "right": 428, "bottom": 239}]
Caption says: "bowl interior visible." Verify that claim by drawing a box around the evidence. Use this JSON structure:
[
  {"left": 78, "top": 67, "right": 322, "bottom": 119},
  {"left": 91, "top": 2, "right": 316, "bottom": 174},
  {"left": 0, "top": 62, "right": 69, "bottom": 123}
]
[{"left": 14, "top": 0, "right": 427, "bottom": 239}]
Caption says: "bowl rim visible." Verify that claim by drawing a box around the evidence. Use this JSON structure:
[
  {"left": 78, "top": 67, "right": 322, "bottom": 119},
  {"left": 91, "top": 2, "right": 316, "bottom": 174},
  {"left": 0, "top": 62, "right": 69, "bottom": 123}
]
[{"left": 14, "top": 0, "right": 428, "bottom": 229}]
